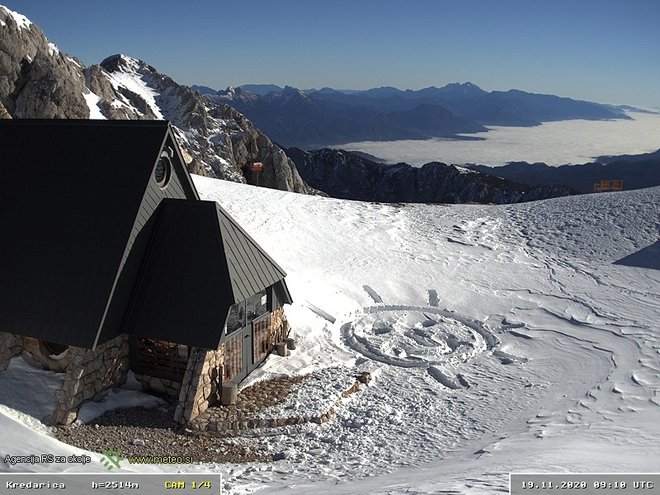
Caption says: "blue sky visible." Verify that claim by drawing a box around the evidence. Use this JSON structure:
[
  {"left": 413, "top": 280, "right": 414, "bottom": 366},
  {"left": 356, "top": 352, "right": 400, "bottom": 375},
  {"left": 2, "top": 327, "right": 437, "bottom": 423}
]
[{"left": 3, "top": 1, "right": 659, "bottom": 107}]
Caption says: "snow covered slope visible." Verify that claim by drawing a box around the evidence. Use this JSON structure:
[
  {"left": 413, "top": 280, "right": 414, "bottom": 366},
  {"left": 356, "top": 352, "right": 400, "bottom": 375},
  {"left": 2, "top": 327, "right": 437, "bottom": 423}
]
[
  {"left": 194, "top": 180, "right": 660, "bottom": 493},
  {"left": 1, "top": 182, "right": 658, "bottom": 494}
]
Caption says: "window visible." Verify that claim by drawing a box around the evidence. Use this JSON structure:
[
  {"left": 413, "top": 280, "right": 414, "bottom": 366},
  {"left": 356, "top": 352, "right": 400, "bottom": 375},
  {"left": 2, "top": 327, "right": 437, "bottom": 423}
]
[
  {"left": 225, "top": 290, "right": 269, "bottom": 335},
  {"left": 246, "top": 290, "right": 268, "bottom": 322},
  {"left": 225, "top": 301, "right": 246, "bottom": 334},
  {"left": 153, "top": 156, "right": 171, "bottom": 188}
]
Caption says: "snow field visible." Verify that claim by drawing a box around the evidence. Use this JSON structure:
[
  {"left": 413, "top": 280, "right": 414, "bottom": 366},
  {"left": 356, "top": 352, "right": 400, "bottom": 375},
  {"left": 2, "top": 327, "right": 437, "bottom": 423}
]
[
  {"left": 83, "top": 92, "right": 107, "bottom": 120},
  {"left": 192, "top": 178, "right": 659, "bottom": 492},
  {"left": 0, "top": 176, "right": 658, "bottom": 495}
]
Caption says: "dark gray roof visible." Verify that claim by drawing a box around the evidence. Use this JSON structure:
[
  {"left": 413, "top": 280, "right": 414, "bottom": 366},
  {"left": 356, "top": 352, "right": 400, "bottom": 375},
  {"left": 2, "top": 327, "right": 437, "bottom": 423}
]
[
  {"left": 0, "top": 120, "right": 197, "bottom": 348},
  {"left": 216, "top": 203, "right": 287, "bottom": 303},
  {"left": 126, "top": 199, "right": 290, "bottom": 349}
]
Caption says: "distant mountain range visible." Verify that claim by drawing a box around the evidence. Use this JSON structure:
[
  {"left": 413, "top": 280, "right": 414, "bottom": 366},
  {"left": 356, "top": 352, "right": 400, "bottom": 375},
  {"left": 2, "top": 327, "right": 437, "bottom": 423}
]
[
  {"left": 466, "top": 149, "right": 660, "bottom": 193},
  {"left": 1, "top": 3, "right": 651, "bottom": 207},
  {"left": 194, "top": 83, "right": 630, "bottom": 148}
]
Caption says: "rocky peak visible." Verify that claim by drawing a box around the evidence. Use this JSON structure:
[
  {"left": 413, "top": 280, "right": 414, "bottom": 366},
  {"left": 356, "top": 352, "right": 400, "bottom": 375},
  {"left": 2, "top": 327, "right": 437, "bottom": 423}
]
[
  {"left": 217, "top": 86, "right": 239, "bottom": 100},
  {"left": 0, "top": 6, "right": 311, "bottom": 193},
  {"left": 0, "top": 5, "right": 32, "bottom": 32},
  {"left": 0, "top": 5, "right": 90, "bottom": 119},
  {"left": 437, "top": 82, "right": 487, "bottom": 99},
  {"left": 100, "top": 53, "right": 151, "bottom": 73},
  {"left": 280, "top": 86, "right": 310, "bottom": 104},
  {"left": 96, "top": 55, "right": 312, "bottom": 190},
  {"left": 215, "top": 86, "right": 259, "bottom": 105}
]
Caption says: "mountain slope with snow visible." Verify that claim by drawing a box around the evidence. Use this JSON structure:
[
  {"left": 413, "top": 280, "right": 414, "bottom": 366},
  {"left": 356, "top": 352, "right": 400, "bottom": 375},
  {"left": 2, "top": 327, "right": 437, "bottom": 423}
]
[
  {"left": 187, "top": 182, "right": 660, "bottom": 493},
  {"left": 0, "top": 4, "right": 309, "bottom": 192},
  {"left": 1, "top": 179, "right": 658, "bottom": 494}
]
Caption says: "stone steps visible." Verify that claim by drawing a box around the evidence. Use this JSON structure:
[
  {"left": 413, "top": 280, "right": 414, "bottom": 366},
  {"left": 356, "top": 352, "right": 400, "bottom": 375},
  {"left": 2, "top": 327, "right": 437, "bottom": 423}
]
[{"left": 191, "top": 370, "right": 370, "bottom": 435}]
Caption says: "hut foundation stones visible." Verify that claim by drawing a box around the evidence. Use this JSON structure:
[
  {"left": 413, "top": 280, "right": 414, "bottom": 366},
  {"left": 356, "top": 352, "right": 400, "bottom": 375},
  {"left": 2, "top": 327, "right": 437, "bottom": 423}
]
[
  {"left": 1, "top": 302, "right": 290, "bottom": 426},
  {"left": 0, "top": 332, "right": 25, "bottom": 371},
  {"left": 53, "top": 334, "right": 130, "bottom": 425},
  {"left": 174, "top": 307, "right": 291, "bottom": 424}
]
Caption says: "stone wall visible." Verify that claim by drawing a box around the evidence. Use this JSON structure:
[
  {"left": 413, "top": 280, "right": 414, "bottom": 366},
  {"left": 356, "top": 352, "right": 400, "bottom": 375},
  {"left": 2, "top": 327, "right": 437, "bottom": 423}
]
[
  {"left": 22, "top": 337, "right": 76, "bottom": 373},
  {"left": 2, "top": 308, "right": 291, "bottom": 426},
  {"left": 0, "top": 334, "right": 77, "bottom": 373},
  {"left": 192, "top": 375, "right": 365, "bottom": 434},
  {"left": 131, "top": 339, "right": 187, "bottom": 399},
  {"left": 175, "top": 308, "right": 291, "bottom": 425},
  {"left": 174, "top": 347, "right": 223, "bottom": 424},
  {"left": 133, "top": 374, "right": 181, "bottom": 399},
  {"left": 270, "top": 307, "right": 289, "bottom": 344},
  {"left": 53, "top": 334, "right": 130, "bottom": 425},
  {"left": 0, "top": 332, "right": 25, "bottom": 371}
]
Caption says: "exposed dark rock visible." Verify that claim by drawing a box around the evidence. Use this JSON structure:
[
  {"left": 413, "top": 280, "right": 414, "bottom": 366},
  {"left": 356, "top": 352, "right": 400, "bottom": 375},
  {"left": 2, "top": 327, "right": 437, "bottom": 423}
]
[
  {"left": 287, "top": 147, "right": 574, "bottom": 204},
  {"left": 467, "top": 151, "right": 660, "bottom": 193}
]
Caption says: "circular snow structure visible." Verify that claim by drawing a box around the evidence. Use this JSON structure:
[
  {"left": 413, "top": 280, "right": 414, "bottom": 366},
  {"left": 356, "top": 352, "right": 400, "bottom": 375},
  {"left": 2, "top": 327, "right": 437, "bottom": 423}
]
[{"left": 343, "top": 306, "right": 498, "bottom": 368}]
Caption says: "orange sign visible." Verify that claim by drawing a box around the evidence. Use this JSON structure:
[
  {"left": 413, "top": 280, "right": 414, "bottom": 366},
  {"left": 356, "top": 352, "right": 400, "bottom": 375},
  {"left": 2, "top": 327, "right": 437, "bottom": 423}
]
[{"left": 594, "top": 180, "right": 623, "bottom": 193}]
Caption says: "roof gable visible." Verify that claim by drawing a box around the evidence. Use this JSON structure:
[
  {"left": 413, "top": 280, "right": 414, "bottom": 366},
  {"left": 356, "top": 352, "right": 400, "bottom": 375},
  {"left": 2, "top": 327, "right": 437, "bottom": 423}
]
[
  {"left": 0, "top": 120, "right": 197, "bottom": 348},
  {"left": 126, "top": 199, "right": 289, "bottom": 349},
  {"left": 124, "top": 200, "right": 232, "bottom": 349}
]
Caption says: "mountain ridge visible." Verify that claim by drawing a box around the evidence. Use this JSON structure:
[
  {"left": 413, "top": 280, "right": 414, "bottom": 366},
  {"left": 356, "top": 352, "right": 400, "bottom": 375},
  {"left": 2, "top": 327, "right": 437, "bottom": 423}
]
[
  {"left": 466, "top": 150, "right": 660, "bottom": 193},
  {"left": 198, "top": 82, "right": 629, "bottom": 148},
  {"left": 0, "top": 3, "right": 644, "bottom": 206},
  {"left": 205, "top": 84, "right": 488, "bottom": 148},
  {"left": 286, "top": 147, "right": 575, "bottom": 204}
]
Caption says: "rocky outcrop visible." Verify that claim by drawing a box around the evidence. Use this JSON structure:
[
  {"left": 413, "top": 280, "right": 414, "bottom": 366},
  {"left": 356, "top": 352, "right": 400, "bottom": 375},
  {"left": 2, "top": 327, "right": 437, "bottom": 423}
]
[
  {"left": 94, "top": 54, "right": 310, "bottom": 191},
  {"left": 0, "top": 5, "right": 310, "bottom": 193},
  {"left": 0, "top": 6, "right": 89, "bottom": 118},
  {"left": 287, "top": 147, "right": 575, "bottom": 204}
]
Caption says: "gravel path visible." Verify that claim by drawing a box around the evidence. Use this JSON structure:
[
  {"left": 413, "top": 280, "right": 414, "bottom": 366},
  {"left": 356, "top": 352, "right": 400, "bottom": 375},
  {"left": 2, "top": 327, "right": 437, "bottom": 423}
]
[
  {"left": 55, "top": 369, "right": 365, "bottom": 465},
  {"left": 55, "top": 405, "right": 271, "bottom": 464}
]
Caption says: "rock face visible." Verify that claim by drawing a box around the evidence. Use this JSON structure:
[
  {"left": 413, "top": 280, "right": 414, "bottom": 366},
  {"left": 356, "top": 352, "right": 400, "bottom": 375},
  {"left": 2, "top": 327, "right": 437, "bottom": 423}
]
[
  {"left": 287, "top": 147, "right": 575, "bottom": 204},
  {"left": 0, "top": 5, "right": 310, "bottom": 193},
  {"left": 0, "top": 8, "right": 89, "bottom": 119}
]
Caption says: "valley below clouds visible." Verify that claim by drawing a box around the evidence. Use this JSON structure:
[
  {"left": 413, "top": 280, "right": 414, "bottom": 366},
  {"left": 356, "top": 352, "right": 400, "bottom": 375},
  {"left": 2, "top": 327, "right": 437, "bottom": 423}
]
[{"left": 342, "top": 111, "right": 660, "bottom": 167}]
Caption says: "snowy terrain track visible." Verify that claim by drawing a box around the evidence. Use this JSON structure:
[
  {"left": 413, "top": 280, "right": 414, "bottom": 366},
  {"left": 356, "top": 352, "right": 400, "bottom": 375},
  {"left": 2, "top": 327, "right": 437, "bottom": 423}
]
[
  {"left": 1, "top": 179, "right": 658, "bottom": 495},
  {"left": 196, "top": 182, "right": 659, "bottom": 494},
  {"left": 343, "top": 306, "right": 498, "bottom": 369}
]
